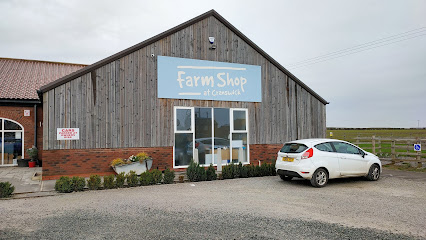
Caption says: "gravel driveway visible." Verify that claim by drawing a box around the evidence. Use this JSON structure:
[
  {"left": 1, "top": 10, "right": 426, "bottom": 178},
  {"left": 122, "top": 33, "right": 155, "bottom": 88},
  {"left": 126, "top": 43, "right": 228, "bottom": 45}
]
[{"left": 1, "top": 170, "right": 425, "bottom": 239}]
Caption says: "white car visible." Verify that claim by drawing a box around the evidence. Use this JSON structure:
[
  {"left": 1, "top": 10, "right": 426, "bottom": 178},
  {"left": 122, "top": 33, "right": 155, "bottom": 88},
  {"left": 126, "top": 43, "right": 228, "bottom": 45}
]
[{"left": 275, "top": 139, "right": 382, "bottom": 187}]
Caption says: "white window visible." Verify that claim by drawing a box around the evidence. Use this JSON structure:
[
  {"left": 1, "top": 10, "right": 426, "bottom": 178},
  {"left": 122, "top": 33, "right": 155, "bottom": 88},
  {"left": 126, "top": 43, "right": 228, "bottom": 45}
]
[
  {"left": 173, "top": 107, "right": 249, "bottom": 168},
  {"left": 0, "top": 118, "right": 24, "bottom": 166}
]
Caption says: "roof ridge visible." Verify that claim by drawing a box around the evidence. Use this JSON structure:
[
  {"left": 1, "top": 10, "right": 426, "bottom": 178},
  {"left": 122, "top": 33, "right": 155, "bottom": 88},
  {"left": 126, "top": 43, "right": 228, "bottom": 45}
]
[{"left": 0, "top": 57, "right": 87, "bottom": 66}]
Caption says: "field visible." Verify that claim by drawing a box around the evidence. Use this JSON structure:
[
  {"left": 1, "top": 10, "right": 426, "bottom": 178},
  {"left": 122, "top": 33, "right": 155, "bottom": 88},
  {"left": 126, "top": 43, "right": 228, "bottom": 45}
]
[
  {"left": 325, "top": 128, "right": 426, "bottom": 163},
  {"left": 326, "top": 128, "right": 426, "bottom": 140}
]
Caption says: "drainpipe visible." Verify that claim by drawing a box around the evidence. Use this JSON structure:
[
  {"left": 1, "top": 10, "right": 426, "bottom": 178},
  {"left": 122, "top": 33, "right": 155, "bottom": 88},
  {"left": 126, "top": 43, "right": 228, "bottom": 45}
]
[{"left": 34, "top": 104, "right": 37, "bottom": 148}]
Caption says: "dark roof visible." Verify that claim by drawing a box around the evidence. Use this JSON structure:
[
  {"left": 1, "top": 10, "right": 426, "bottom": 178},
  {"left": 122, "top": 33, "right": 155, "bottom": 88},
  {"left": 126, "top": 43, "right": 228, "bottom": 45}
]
[
  {"left": 0, "top": 58, "right": 86, "bottom": 101},
  {"left": 39, "top": 10, "right": 328, "bottom": 104}
]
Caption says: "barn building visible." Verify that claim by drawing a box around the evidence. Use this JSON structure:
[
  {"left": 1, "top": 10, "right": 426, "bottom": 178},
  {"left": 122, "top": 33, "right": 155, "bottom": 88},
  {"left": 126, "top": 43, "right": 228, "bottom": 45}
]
[{"left": 39, "top": 10, "right": 328, "bottom": 179}]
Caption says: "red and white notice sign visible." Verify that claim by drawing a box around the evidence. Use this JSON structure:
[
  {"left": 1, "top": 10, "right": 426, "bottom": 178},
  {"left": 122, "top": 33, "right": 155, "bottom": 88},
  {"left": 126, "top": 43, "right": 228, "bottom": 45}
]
[{"left": 57, "top": 128, "right": 80, "bottom": 140}]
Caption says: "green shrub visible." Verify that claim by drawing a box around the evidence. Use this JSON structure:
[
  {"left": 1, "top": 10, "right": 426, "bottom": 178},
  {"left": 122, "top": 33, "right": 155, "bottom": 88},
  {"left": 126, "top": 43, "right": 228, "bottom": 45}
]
[
  {"left": 233, "top": 163, "right": 240, "bottom": 178},
  {"left": 206, "top": 164, "right": 217, "bottom": 181},
  {"left": 247, "top": 164, "right": 255, "bottom": 177},
  {"left": 222, "top": 164, "right": 235, "bottom": 179},
  {"left": 255, "top": 165, "right": 261, "bottom": 177},
  {"left": 55, "top": 176, "right": 73, "bottom": 193},
  {"left": 116, "top": 172, "right": 126, "bottom": 188},
  {"left": 0, "top": 181, "right": 15, "bottom": 198},
  {"left": 186, "top": 160, "right": 199, "bottom": 182},
  {"left": 126, "top": 171, "right": 139, "bottom": 187},
  {"left": 217, "top": 173, "right": 223, "bottom": 180},
  {"left": 199, "top": 166, "right": 207, "bottom": 181},
  {"left": 151, "top": 169, "right": 163, "bottom": 184},
  {"left": 260, "top": 163, "right": 269, "bottom": 177},
  {"left": 240, "top": 164, "right": 248, "bottom": 178},
  {"left": 87, "top": 175, "right": 102, "bottom": 190},
  {"left": 163, "top": 169, "right": 175, "bottom": 184},
  {"left": 71, "top": 176, "right": 86, "bottom": 191},
  {"left": 140, "top": 171, "right": 153, "bottom": 186},
  {"left": 103, "top": 175, "right": 116, "bottom": 189}
]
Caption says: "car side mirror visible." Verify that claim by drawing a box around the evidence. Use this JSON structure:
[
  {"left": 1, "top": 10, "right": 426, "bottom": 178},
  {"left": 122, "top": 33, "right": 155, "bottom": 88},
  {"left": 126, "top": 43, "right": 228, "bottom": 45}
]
[{"left": 361, "top": 151, "right": 366, "bottom": 158}]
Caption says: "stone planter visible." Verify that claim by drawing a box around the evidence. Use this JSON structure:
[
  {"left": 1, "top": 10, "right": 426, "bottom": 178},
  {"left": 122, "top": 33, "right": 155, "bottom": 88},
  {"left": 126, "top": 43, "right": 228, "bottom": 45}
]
[{"left": 112, "top": 160, "right": 153, "bottom": 175}]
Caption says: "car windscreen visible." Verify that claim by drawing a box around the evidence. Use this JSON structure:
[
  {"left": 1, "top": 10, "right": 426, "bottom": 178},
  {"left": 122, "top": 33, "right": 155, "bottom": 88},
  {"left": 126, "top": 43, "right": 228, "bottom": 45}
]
[{"left": 280, "top": 143, "right": 308, "bottom": 153}]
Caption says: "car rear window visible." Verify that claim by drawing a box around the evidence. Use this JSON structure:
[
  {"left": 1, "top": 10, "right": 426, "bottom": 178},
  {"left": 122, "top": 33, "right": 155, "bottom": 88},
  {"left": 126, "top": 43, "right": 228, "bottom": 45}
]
[{"left": 280, "top": 143, "right": 308, "bottom": 153}]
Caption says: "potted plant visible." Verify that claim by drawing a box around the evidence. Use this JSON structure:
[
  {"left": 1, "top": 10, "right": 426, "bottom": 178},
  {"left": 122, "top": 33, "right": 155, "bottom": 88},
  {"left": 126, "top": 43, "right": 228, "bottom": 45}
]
[
  {"left": 26, "top": 146, "right": 38, "bottom": 168},
  {"left": 110, "top": 152, "right": 153, "bottom": 175},
  {"left": 136, "top": 152, "right": 153, "bottom": 170},
  {"left": 110, "top": 155, "right": 146, "bottom": 175}
]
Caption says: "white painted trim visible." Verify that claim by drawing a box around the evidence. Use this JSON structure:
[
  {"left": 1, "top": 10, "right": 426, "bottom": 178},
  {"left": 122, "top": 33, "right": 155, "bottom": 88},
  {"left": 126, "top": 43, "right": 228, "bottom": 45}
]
[
  {"left": 173, "top": 107, "right": 250, "bottom": 169},
  {"left": 0, "top": 118, "right": 25, "bottom": 166}
]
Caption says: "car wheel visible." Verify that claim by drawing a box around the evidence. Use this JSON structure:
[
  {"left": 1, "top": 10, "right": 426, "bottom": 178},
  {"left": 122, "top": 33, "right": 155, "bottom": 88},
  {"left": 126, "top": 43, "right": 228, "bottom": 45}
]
[
  {"left": 310, "top": 168, "right": 328, "bottom": 188},
  {"left": 367, "top": 164, "right": 380, "bottom": 181},
  {"left": 279, "top": 175, "right": 293, "bottom": 181}
]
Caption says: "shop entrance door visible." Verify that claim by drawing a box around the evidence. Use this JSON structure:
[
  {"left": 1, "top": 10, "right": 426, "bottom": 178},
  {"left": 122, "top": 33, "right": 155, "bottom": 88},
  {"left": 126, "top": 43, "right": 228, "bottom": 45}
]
[{"left": 0, "top": 118, "right": 24, "bottom": 166}]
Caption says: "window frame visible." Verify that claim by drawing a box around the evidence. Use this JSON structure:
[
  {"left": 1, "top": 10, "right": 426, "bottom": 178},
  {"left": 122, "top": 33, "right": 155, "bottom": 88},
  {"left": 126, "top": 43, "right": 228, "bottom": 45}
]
[
  {"left": 1, "top": 118, "right": 25, "bottom": 166},
  {"left": 173, "top": 107, "right": 250, "bottom": 168},
  {"left": 173, "top": 107, "right": 195, "bottom": 169}
]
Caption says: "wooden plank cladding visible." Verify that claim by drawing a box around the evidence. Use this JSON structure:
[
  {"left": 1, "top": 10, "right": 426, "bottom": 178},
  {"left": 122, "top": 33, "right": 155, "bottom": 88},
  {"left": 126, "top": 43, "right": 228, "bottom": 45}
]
[{"left": 42, "top": 14, "right": 326, "bottom": 150}]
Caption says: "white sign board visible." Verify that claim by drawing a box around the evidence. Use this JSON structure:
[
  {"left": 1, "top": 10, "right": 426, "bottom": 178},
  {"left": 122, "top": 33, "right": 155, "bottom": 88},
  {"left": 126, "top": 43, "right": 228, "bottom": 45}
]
[
  {"left": 414, "top": 144, "right": 421, "bottom": 151},
  {"left": 24, "top": 110, "right": 30, "bottom": 116},
  {"left": 57, "top": 128, "right": 80, "bottom": 140}
]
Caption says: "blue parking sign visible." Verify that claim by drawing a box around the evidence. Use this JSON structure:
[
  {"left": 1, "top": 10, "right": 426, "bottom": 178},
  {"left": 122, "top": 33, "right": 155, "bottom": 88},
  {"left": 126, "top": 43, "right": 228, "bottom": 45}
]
[{"left": 414, "top": 144, "right": 421, "bottom": 151}]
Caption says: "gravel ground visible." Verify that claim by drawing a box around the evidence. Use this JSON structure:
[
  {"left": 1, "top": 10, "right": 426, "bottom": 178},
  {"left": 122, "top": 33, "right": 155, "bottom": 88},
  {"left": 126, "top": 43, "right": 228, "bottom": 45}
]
[{"left": 1, "top": 173, "right": 425, "bottom": 239}]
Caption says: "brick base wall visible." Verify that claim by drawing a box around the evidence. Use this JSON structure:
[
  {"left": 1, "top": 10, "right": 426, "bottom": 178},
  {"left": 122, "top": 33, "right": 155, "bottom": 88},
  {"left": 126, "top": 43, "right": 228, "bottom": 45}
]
[
  {"left": 42, "top": 147, "right": 173, "bottom": 180},
  {"left": 42, "top": 143, "right": 283, "bottom": 180},
  {"left": 249, "top": 144, "right": 282, "bottom": 164}
]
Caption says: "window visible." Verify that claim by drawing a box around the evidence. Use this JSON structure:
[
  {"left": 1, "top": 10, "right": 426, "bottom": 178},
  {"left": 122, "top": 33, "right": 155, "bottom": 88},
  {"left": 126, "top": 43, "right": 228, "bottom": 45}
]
[
  {"left": 174, "top": 107, "right": 194, "bottom": 167},
  {"left": 1, "top": 118, "right": 24, "bottom": 165},
  {"left": 280, "top": 143, "right": 308, "bottom": 153},
  {"left": 174, "top": 107, "right": 249, "bottom": 168},
  {"left": 315, "top": 142, "right": 335, "bottom": 152},
  {"left": 332, "top": 142, "right": 361, "bottom": 155}
]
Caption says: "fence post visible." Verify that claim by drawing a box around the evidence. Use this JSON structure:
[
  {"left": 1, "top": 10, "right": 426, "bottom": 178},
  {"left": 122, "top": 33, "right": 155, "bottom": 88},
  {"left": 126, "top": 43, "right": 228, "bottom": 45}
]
[
  {"left": 416, "top": 137, "right": 421, "bottom": 168},
  {"left": 377, "top": 137, "right": 381, "bottom": 154},
  {"left": 372, "top": 135, "right": 376, "bottom": 155},
  {"left": 391, "top": 138, "right": 396, "bottom": 164}
]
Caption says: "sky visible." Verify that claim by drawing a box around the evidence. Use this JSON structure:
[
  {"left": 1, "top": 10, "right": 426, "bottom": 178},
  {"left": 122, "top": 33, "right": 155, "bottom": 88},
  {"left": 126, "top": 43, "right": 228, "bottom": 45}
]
[{"left": 1, "top": 0, "right": 425, "bottom": 128}]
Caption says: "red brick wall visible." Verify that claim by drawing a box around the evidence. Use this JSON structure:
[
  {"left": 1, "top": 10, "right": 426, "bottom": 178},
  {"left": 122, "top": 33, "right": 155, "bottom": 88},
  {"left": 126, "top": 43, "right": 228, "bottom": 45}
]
[
  {"left": 42, "top": 147, "right": 173, "bottom": 180},
  {"left": 42, "top": 144, "right": 282, "bottom": 179},
  {"left": 0, "top": 105, "right": 43, "bottom": 160},
  {"left": 249, "top": 144, "right": 282, "bottom": 164}
]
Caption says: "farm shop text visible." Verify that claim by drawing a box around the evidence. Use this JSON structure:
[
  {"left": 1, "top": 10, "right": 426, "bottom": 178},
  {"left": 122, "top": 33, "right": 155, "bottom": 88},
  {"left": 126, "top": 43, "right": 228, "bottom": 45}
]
[{"left": 176, "top": 71, "right": 247, "bottom": 92}]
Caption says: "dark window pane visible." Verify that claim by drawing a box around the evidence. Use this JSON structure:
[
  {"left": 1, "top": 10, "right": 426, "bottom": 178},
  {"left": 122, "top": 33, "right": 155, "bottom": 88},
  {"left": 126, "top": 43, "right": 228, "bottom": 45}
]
[
  {"left": 315, "top": 142, "right": 335, "bottom": 152},
  {"left": 175, "top": 133, "right": 193, "bottom": 166},
  {"left": 332, "top": 142, "right": 361, "bottom": 154},
  {"left": 214, "top": 108, "right": 230, "bottom": 164},
  {"left": 3, "top": 132, "right": 23, "bottom": 164},
  {"left": 0, "top": 119, "right": 2, "bottom": 130},
  {"left": 195, "top": 108, "right": 212, "bottom": 165},
  {"left": 280, "top": 143, "right": 308, "bottom": 153},
  {"left": 4, "top": 120, "right": 21, "bottom": 130},
  {"left": 233, "top": 110, "right": 246, "bottom": 131},
  {"left": 176, "top": 109, "right": 192, "bottom": 131},
  {"left": 232, "top": 133, "right": 248, "bottom": 163}
]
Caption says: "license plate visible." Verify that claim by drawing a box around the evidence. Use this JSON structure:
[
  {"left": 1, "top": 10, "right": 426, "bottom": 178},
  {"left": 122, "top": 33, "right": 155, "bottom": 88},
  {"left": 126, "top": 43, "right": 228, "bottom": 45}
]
[{"left": 282, "top": 157, "right": 294, "bottom": 162}]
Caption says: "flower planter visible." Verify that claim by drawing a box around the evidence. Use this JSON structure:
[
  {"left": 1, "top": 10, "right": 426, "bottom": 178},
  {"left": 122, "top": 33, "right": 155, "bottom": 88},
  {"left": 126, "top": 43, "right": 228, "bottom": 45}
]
[
  {"left": 28, "top": 161, "right": 36, "bottom": 168},
  {"left": 17, "top": 159, "right": 30, "bottom": 167},
  {"left": 112, "top": 162, "right": 147, "bottom": 175}
]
